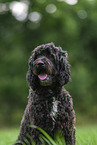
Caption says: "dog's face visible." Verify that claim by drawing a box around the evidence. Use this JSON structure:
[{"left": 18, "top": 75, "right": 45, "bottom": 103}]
[
  {"left": 27, "top": 43, "right": 71, "bottom": 90},
  {"left": 33, "top": 56, "right": 55, "bottom": 86}
]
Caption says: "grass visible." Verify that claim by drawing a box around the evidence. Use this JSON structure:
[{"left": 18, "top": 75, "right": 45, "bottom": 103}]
[
  {"left": 0, "top": 128, "right": 19, "bottom": 145},
  {"left": 76, "top": 125, "right": 97, "bottom": 145},
  {"left": 0, "top": 125, "right": 97, "bottom": 145}
]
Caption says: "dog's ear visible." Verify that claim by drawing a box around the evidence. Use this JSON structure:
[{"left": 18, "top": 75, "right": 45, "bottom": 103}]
[
  {"left": 26, "top": 55, "right": 34, "bottom": 87},
  {"left": 59, "top": 51, "right": 71, "bottom": 86}
]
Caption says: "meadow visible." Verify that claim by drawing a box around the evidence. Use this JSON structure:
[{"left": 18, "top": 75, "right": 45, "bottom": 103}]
[{"left": 0, "top": 125, "right": 97, "bottom": 145}]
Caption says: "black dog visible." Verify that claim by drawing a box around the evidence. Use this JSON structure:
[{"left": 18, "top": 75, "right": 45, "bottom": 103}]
[{"left": 16, "top": 43, "right": 76, "bottom": 145}]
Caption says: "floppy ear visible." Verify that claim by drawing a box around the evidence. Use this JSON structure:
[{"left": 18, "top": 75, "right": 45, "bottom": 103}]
[
  {"left": 59, "top": 51, "right": 71, "bottom": 86},
  {"left": 26, "top": 54, "right": 35, "bottom": 87}
]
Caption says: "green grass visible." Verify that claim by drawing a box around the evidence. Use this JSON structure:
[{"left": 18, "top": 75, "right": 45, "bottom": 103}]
[
  {"left": 0, "top": 128, "right": 19, "bottom": 145},
  {"left": 0, "top": 125, "right": 97, "bottom": 145},
  {"left": 76, "top": 125, "right": 97, "bottom": 145}
]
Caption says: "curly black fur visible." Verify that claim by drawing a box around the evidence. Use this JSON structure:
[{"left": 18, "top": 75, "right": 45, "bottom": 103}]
[{"left": 16, "top": 43, "right": 76, "bottom": 145}]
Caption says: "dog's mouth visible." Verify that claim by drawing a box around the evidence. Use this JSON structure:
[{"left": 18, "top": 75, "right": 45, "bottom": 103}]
[
  {"left": 38, "top": 73, "right": 52, "bottom": 86},
  {"left": 38, "top": 73, "right": 47, "bottom": 80}
]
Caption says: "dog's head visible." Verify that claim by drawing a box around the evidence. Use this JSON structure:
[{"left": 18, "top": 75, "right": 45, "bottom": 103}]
[
  {"left": 32, "top": 56, "right": 55, "bottom": 86},
  {"left": 27, "top": 43, "right": 71, "bottom": 90}
]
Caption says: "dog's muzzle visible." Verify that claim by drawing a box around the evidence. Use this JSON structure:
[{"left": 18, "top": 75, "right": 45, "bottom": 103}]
[{"left": 33, "top": 57, "right": 54, "bottom": 86}]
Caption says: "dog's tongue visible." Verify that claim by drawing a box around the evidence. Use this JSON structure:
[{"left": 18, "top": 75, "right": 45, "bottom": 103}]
[{"left": 38, "top": 74, "right": 47, "bottom": 80}]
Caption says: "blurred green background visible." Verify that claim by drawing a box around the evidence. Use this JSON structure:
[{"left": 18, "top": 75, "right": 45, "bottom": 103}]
[{"left": 0, "top": 0, "right": 97, "bottom": 128}]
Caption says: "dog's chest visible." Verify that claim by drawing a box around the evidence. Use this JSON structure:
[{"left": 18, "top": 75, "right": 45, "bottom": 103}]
[
  {"left": 33, "top": 97, "right": 58, "bottom": 123},
  {"left": 50, "top": 97, "right": 59, "bottom": 121}
]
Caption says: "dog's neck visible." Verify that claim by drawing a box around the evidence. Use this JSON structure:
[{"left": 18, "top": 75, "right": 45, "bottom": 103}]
[
  {"left": 34, "top": 85, "right": 62, "bottom": 97},
  {"left": 29, "top": 86, "right": 63, "bottom": 103}
]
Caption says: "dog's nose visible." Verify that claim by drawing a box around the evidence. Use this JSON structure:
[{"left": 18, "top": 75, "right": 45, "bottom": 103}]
[{"left": 37, "top": 61, "right": 44, "bottom": 66}]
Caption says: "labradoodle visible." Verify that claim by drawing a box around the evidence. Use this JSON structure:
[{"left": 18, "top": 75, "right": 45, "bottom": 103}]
[{"left": 16, "top": 43, "right": 76, "bottom": 145}]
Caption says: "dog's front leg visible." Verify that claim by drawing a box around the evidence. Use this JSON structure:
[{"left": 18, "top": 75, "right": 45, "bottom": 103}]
[{"left": 64, "top": 127, "right": 76, "bottom": 145}]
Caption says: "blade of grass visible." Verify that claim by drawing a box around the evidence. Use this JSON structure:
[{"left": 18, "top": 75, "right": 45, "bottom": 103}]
[
  {"left": 23, "top": 137, "right": 31, "bottom": 145},
  {"left": 13, "top": 140, "right": 25, "bottom": 145},
  {"left": 54, "top": 132, "right": 66, "bottom": 145},
  {"left": 40, "top": 135, "right": 52, "bottom": 145}
]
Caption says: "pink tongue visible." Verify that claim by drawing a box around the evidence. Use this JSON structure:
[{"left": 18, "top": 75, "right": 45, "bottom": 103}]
[{"left": 38, "top": 74, "right": 47, "bottom": 80}]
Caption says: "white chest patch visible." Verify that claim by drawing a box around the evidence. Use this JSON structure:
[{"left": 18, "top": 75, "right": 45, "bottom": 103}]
[{"left": 50, "top": 97, "right": 59, "bottom": 121}]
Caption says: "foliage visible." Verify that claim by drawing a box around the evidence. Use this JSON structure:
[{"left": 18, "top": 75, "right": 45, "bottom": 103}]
[
  {"left": 0, "top": 0, "right": 97, "bottom": 126},
  {"left": 14, "top": 125, "right": 65, "bottom": 145}
]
